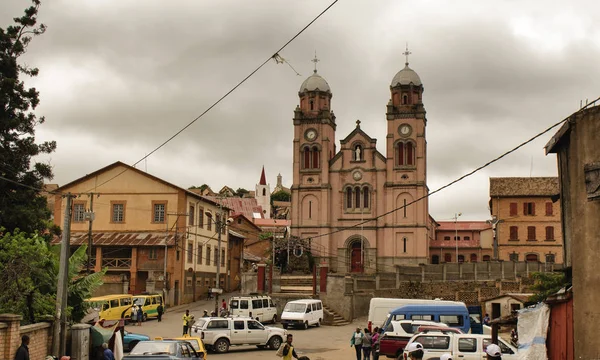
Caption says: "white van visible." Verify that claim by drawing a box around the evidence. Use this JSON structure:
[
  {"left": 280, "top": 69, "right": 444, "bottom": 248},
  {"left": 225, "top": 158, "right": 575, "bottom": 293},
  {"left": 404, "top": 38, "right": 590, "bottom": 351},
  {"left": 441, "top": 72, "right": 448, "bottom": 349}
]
[
  {"left": 229, "top": 295, "right": 278, "bottom": 324},
  {"left": 368, "top": 297, "right": 465, "bottom": 332},
  {"left": 280, "top": 299, "right": 324, "bottom": 330}
]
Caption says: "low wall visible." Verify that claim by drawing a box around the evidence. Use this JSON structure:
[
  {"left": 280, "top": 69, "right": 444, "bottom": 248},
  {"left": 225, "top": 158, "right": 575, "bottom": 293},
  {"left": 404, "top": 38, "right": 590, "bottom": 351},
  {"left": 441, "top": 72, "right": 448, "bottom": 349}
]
[{"left": 0, "top": 314, "right": 53, "bottom": 360}]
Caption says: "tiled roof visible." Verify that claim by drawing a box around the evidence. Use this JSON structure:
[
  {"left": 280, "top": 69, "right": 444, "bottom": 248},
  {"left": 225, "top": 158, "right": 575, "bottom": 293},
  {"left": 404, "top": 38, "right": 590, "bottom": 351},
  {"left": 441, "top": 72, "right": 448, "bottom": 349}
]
[
  {"left": 207, "top": 196, "right": 264, "bottom": 220},
  {"left": 436, "top": 221, "right": 491, "bottom": 231},
  {"left": 51, "top": 232, "right": 182, "bottom": 246},
  {"left": 273, "top": 201, "right": 291, "bottom": 207},
  {"left": 489, "top": 177, "right": 559, "bottom": 197}
]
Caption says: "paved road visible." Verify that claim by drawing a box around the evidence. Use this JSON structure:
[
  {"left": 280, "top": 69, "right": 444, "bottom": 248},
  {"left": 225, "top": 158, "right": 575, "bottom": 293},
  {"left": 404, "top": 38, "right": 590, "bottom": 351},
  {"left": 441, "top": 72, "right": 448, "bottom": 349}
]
[{"left": 124, "top": 296, "right": 362, "bottom": 360}]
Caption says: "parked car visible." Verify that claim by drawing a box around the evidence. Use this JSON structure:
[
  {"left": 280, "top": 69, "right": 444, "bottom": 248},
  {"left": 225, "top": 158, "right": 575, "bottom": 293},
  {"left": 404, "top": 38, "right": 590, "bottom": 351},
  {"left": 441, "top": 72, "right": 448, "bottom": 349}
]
[
  {"left": 229, "top": 295, "right": 278, "bottom": 323},
  {"left": 402, "top": 333, "right": 518, "bottom": 360},
  {"left": 124, "top": 340, "right": 205, "bottom": 360},
  {"left": 379, "top": 320, "right": 448, "bottom": 358},
  {"left": 280, "top": 299, "right": 324, "bottom": 330},
  {"left": 368, "top": 298, "right": 464, "bottom": 332},
  {"left": 193, "top": 316, "right": 286, "bottom": 353},
  {"left": 155, "top": 335, "right": 207, "bottom": 359},
  {"left": 382, "top": 304, "right": 471, "bottom": 334},
  {"left": 123, "top": 330, "right": 150, "bottom": 352},
  {"left": 132, "top": 293, "right": 164, "bottom": 321}
]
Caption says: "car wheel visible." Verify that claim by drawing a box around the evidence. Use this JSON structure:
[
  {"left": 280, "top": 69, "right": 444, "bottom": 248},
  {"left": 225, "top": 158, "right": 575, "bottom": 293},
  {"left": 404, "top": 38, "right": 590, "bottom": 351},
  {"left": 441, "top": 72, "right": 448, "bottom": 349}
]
[
  {"left": 316, "top": 318, "right": 321, "bottom": 327},
  {"left": 303, "top": 321, "right": 309, "bottom": 330},
  {"left": 269, "top": 336, "right": 282, "bottom": 350},
  {"left": 214, "top": 338, "right": 230, "bottom": 353},
  {"left": 272, "top": 315, "right": 277, "bottom": 324},
  {"left": 128, "top": 341, "right": 139, "bottom": 352},
  {"left": 282, "top": 324, "right": 288, "bottom": 330}
]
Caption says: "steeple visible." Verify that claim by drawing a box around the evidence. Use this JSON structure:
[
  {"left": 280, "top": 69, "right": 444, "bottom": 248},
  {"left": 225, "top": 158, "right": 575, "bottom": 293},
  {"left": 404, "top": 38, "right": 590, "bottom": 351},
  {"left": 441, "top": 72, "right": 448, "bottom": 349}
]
[{"left": 259, "top": 166, "right": 267, "bottom": 185}]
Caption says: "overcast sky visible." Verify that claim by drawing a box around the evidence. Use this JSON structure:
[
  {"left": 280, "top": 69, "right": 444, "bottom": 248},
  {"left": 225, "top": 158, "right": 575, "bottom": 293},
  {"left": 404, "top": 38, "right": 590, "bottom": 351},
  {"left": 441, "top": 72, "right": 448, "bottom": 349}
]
[{"left": 2, "top": 0, "right": 599, "bottom": 221}]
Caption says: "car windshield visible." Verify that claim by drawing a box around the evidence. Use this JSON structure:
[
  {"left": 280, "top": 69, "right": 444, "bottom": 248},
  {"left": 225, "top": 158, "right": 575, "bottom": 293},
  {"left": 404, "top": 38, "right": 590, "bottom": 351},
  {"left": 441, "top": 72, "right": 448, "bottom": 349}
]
[
  {"left": 193, "top": 319, "right": 207, "bottom": 328},
  {"left": 129, "top": 342, "right": 176, "bottom": 355},
  {"left": 133, "top": 297, "right": 145, "bottom": 306},
  {"left": 87, "top": 301, "right": 107, "bottom": 310},
  {"left": 284, "top": 303, "right": 306, "bottom": 313}
]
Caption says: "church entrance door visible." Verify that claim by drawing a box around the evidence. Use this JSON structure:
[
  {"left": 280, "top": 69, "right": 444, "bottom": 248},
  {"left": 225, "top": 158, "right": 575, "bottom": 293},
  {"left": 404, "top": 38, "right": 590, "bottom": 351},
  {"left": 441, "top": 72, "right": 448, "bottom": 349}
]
[{"left": 350, "top": 242, "right": 363, "bottom": 273}]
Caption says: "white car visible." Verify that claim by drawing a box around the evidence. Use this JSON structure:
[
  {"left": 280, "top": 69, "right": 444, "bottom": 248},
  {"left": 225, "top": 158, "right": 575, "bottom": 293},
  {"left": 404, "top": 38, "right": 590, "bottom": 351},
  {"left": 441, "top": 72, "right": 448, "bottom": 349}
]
[
  {"left": 192, "top": 317, "right": 286, "bottom": 354},
  {"left": 402, "top": 333, "right": 518, "bottom": 360}
]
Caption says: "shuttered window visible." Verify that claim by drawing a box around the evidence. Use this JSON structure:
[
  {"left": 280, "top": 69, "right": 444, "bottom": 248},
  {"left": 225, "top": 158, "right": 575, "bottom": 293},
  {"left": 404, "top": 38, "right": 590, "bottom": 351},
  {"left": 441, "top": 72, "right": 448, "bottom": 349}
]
[
  {"left": 527, "top": 226, "right": 536, "bottom": 240},
  {"left": 509, "top": 226, "right": 518, "bottom": 240},
  {"left": 509, "top": 202, "right": 517, "bottom": 216}
]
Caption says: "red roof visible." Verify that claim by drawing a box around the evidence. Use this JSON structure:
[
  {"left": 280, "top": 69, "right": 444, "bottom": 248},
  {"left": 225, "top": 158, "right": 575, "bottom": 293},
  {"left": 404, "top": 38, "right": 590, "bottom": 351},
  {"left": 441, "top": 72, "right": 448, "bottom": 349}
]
[
  {"left": 51, "top": 232, "right": 182, "bottom": 246},
  {"left": 207, "top": 196, "right": 264, "bottom": 220},
  {"left": 436, "top": 221, "right": 491, "bottom": 231},
  {"left": 259, "top": 166, "right": 267, "bottom": 185}
]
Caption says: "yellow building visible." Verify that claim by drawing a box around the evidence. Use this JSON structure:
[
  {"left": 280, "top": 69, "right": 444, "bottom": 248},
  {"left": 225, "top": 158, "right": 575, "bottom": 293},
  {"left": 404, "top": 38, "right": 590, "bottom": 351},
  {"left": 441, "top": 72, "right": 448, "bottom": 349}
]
[
  {"left": 489, "top": 177, "right": 563, "bottom": 264},
  {"left": 53, "top": 161, "right": 230, "bottom": 306}
]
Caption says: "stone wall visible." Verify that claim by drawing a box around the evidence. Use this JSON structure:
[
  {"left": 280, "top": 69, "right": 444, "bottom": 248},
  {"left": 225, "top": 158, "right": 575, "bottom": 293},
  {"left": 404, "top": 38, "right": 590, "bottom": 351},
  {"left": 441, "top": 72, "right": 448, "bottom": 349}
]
[{"left": 0, "top": 314, "right": 53, "bottom": 360}]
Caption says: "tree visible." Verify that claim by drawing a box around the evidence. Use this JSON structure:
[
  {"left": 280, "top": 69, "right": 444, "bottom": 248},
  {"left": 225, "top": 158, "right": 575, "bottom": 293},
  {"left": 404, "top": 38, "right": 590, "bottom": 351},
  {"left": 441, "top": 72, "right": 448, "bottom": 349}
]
[
  {"left": 271, "top": 190, "right": 291, "bottom": 202},
  {"left": 529, "top": 272, "right": 569, "bottom": 303},
  {"left": 0, "top": 0, "right": 56, "bottom": 234},
  {"left": 235, "top": 188, "right": 249, "bottom": 198}
]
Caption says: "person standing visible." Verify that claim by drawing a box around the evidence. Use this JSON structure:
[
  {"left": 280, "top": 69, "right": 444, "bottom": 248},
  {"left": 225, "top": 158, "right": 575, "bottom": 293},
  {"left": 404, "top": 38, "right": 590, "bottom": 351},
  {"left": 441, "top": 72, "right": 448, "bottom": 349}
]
[
  {"left": 371, "top": 327, "right": 380, "bottom": 360},
  {"left": 102, "top": 343, "right": 115, "bottom": 360},
  {"left": 350, "top": 328, "right": 364, "bottom": 360},
  {"left": 362, "top": 328, "right": 373, "bottom": 360},
  {"left": 157, "top": 302, "right": 164, "bottom": 322},
  {"left": 282, "top": 334, "right": 299, "bottom": 360},
  {"left": 483, "top": 313, "right": 491, "bottom": 325},
  {"left": 131, "top": 306, "right": 138, "bottom": 326},
  {"left": 485, "top": 344, "right": 502, "bottom": 359},
  {"left": 182, "top": 310, "right": 192, "bottom": 335},
  {"left": 221, "top": 299, "right": 227, "bottom": 311},
  {"left": 14, "top": 335, "right": 29, "bottom": 360},
  {"left": 137, "top": 305, "right": 143, "bottom": 326},
  {"left": 405, "top": 342, "right": 424, "bottom": 360}
]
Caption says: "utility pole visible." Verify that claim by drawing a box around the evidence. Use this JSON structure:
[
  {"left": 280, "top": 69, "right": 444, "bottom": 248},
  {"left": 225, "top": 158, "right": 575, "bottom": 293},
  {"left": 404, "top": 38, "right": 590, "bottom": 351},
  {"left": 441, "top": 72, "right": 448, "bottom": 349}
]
[
  {"left": 454, "top": 212, "right": 462, "bottom": 263},
  {"left": 214, "top": 204, "right": 223, "bottom": 315},
  {"left": 86, "top": 193, "right": 96, "bottom": 274},
  {"left": 52, "top": 193, "right": 74, "bottom": 357},
  {"left": 163, "top": 215, "right": 168, "bottom": 306}
]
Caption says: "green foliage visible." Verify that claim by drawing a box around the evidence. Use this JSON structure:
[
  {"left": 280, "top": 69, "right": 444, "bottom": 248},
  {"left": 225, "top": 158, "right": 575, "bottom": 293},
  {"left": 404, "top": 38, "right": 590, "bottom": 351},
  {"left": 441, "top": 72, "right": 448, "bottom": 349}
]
[
  {"left": 259, "top": 232, "right": 273, "bottom": 241},
  {"left": 0, "top": 229, "right": 106, "bottom": 324},
  {"left": 235, "top": 188, "right": 249, "bottom": 197},
  {"left": 271, "top": 190, "right": 291, "bottom": 202},
  {"left": 0, "top": 0, "right": 56, "bottom": 234},
  {"left": 529, "top": 272, "right": 569, "bottom": 303}
]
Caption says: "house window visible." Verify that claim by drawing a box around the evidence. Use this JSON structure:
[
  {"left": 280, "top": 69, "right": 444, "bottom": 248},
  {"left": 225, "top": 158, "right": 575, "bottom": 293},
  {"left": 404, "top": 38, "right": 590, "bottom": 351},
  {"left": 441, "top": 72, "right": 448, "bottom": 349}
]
[
  {"left": 458, "top": 255, "right": 465, "bottom": 263},
  {"left": 524, "top": 202, "right": 535, "bottom": 216},
  {"left": 464, "top": 236, "right": 471, "bottom": 240},
  {"left": 354, "top": 186, "right": 361, "bottom": 208},
  {"left": 526, "top": 253, "right": 539, "bottom": 262},
  {"left": 308, "top": 201, "right": 312, "bottom": 219},
  {"left": 187, "top": 242, "right": 193, "bottom": 262},
  {"left": 545, "top": 202, "right": 553, "bottom": 216},
  {"left": 527, "top": 226, "right": 536, "bottom": 241},
  {"left": 431, "top": 255, "right": 440, "bottom": 264},
  {"left": 73, "top": 203, "right": 85, "bottom": 222},
  {"left": 221, "top": 214, "right": 226, "bottom": 234},
  {"left": 483, "top": 255, "right": 491, "bottom": 261},
  {"left": 395, "top": 141, "right": 416, "bottom": 166},
  {"left": 198, "top": 207, "right": 204, "bottom": 227},
  {"left": 214, "top": 247, "right": 218, "bottom": 266},
  {"left": 303, "top": 147, "right": 311, "bottom": 169},
  {"left": 470, "top": 254, "right": 477, "bottom": 262},
  {"left": 545, "top": 226, "right": 555, "bottom": 240},
  {"left": 509, "top": 202, "right": 517, "bottom": 216},
  {"left": 402, "top": 94, "right": 408, "bottom": 104},
  {"left": 149, "top": 248, "right": 158, "bottom": 260},
  {"left": 509, "top": 226, "right": 518, "bottom": 240},
  {"left": 112, "top": 203, "right": 125, "bottom": 223},
  {"left": 454, "top": 236, "right": 460, "bottom": 240},
  {"left": 206, "top": 246, "right": 211, "bottom": 266},
  {"left": 153, "top": 202, "right": 166, "bottom": 223},
  {"left": 207, "top": 213, "right": 212, "bottom": 231},
  {"left": 444, "top": 253, "right": 452, "bottom": 262},
  {"left": 363, "top": 186, "right": 370, "bottom": 208},
  {"left": 545, "top": 254, "right": 555, "bottom": 263},
  {"left": 221, "top": 249, "right": 226, "bottom": 267},
  {"left": 509, "top": 253, "right": 519, "bottom": 262},
  {"left": 403, "top": 237, "right": 407, "bottom": 253},
  {"left": 312, "top": 146, "right": 320, "bottom": 168},
  {"left": 197, "top": 245, "right": 203, "bottom": 265},
  {"left": 443, "top": 236, "right": 451, "bottom": 241},
  {"left": 262, "top": 189, "right": 266, "bottom": 196},
  {"left": 189, "top": 205, "right": 195, "bottom": 226},
  {"left": 346, "top": 187, "right": 353, "bottom": 209}
]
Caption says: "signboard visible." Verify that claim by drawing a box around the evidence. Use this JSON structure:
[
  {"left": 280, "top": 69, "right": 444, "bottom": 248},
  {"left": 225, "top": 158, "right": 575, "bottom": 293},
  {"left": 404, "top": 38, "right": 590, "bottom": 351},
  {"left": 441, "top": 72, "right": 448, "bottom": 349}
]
[{"left": 210, "top": 288, "right": 223, "bottom": 294}]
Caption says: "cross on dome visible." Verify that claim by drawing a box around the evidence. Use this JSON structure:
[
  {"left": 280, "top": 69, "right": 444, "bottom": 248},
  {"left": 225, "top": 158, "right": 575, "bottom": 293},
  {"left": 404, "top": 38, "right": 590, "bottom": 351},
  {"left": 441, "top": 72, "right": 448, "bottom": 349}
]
[
  {"left": 356, "top": 119, "right": 361, "bottom": 127},
  {"left": 312, "top": 51, "right": 320, "bottom": 73},
  {"left": 403, "top": 43, "right": 412, "bottom": 66}
]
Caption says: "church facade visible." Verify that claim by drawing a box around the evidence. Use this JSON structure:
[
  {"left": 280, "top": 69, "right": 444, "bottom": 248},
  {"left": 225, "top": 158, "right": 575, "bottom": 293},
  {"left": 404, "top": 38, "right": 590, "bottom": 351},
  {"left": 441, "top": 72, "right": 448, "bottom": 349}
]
[{"left": 290, "top": 57, "right": 435, "bottom": 273}]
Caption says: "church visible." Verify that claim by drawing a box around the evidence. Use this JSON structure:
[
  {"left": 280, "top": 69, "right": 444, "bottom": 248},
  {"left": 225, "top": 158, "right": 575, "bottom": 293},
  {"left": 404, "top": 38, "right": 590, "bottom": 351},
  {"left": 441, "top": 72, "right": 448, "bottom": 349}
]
[{"left": 290, "top": 53, "right": 436, "bottom": 273}]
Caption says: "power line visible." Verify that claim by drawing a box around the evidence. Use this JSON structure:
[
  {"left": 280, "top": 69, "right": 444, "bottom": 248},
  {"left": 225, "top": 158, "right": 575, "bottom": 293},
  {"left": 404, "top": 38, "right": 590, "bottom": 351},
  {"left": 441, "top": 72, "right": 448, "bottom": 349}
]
[{"left": 77, "top": 0, "right": 341, "bottom": 194}]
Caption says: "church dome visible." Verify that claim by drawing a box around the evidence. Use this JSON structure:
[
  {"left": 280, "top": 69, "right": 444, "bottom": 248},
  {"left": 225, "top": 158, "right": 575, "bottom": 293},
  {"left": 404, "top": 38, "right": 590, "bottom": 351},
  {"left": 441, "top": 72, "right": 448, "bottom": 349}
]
[
  {"left": 391, "top": 64, "right": 422, "bottom": 87},
  {"left": 299, "top": 70, "right": 331, "bottom": 93}
]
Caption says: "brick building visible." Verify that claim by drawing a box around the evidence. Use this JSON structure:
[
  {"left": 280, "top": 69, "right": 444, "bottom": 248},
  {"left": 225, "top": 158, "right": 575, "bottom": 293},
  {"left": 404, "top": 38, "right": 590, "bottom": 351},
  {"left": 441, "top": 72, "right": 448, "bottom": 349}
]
[
  {"left": 489, "top": 177, "right": 563, "bottom": 263},
  {"left": 429, "top": 221, "right": 493, "bottom": 263}
]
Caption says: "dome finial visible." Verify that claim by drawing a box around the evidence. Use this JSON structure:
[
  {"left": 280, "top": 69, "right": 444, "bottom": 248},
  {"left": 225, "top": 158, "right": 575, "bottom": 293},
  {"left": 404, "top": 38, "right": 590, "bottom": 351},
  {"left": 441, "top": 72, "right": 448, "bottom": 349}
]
[
  {"left": 403, "top": 43, "right": 411, "bottom": 66},
  {"left": 311, "top": 50, "right": 320, "bottom": 73}
]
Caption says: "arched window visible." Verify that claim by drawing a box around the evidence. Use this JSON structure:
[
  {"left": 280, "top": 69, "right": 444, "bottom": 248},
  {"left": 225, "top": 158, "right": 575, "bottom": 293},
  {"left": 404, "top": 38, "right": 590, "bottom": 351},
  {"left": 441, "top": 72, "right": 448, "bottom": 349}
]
[
  {"left": 444, "top": 253, "right": 452, "bottom": 263},
  {"left": 312, "top": 146, "right": 320, "bottom": 169},
  {"left": 346, "top": 187, "right": 353, "bottom": 209},
  {"left": 363, "top": 186, "right": 369, "bottom": 208},
  {"left": 397, "top": 143, "right": 404, "bottom": 165},
  {"left": 303, "top": 147, "right": 310, "bottom": 169},
  {"left": 396, "top": 142, "right": 416, "bottom": 166},
  {"left": 431, "top": 255, "right": 440, "bottom": 264},
  {"left": 406, "top": 142, "right": 414, "bottom": 165},
  {"left": 310, "top": 99, "right": 314, "bottom": 110},
  {"left": 403, "top": 237, "right": 407, "bottom": 253},
  {"left": 483, "top": 255, "right": 491, "bottom": 261},
  {"left": 262, "top": 189, "right": 266, "bottom": 196},
  {"left": 402, "top": 94, "right": 408, "bottom": 104},
  {"left": 458, "top": 255, "right": 465, "bottom": 263},
  {"left": 354, "top": 186, "right": 361, "bottom": 209},
  {"left": 470, "top": 254, "right": 478, "bottom": 262},
  {"left": 526, "top": 253, "right": 539, "bottom": 262}
]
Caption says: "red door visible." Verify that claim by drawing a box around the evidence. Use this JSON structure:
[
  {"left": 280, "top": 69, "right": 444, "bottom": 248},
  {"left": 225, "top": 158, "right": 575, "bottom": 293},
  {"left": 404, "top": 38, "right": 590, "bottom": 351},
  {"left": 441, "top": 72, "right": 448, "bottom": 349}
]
[{"left": 351, "top": 242, "right": 363, "bottom": 273}]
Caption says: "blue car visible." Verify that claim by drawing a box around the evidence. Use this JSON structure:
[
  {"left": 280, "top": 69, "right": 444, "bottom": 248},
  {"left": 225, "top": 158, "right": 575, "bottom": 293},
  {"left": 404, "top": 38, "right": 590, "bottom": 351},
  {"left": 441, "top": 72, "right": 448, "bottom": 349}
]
[{"left": 123, "top": 330, "right": 150, "bottom": 352}]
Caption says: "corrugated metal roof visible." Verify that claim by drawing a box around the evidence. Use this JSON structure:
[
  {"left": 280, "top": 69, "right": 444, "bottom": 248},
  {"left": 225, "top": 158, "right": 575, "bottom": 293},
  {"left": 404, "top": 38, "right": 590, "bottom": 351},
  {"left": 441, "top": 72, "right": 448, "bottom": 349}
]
[
  {"left": 206, "top": 196, "right": 264, "bottom": 220},
  {"left": 490, "top": 177, "right": 559, "bottom": 197},
  {"left": 51, "top": 232, "right": 182, "bottom": 246}
]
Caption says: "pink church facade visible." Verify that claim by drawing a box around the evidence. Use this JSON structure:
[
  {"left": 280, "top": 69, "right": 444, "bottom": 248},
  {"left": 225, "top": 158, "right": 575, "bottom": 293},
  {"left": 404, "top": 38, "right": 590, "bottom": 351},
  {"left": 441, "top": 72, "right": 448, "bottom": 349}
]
[{"left": 290, "top": 58, "right": 435, "bottom": 274}]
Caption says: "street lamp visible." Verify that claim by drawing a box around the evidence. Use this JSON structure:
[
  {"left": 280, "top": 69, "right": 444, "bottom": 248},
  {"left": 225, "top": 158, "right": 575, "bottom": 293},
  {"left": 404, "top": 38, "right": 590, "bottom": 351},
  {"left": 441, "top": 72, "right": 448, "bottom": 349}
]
[
  {"left": 454, "top": 213, "right": 462, "bottom": 263},
  {"left": 205, "top": 209, "right": 233, "bottom": 315}
]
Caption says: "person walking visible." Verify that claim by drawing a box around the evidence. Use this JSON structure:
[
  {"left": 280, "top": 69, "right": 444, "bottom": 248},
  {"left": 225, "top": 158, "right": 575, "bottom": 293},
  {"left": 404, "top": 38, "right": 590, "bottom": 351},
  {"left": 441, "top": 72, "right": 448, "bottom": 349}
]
[
  {"left": 371, "top": 327, "right": 380, "bottom": 360},
  {"left": 221, "top": 299, "right": 227, "bottom": 311},
  {"left": 281, "top": 334, "right": 299, "bottom": 360},
  {"left": 182, "top": 310, "right": 192, "bottom": 335},
  {"left": 102, "top": 343, "right": 115, "bottom": 360},
  {"left": 362, "top": 328, "right": 373, "bottom": 360},
  {"left": 14, "top": 335, "right": 30, "bottom": 360},
  {"left": 350, "top": 328, "right": 364, "bottom": 360},
  {"left": 485, "top": 344, "right": 502, "bottom": 359},
  {"left": 157, "top": 302, "right": 164, "bottom": 322},
  {"left": 405, "top": 342, "right": 424, "bottom": 360},
  {"left": 136, "top": 305, "right": 143, "bottom": 326}
]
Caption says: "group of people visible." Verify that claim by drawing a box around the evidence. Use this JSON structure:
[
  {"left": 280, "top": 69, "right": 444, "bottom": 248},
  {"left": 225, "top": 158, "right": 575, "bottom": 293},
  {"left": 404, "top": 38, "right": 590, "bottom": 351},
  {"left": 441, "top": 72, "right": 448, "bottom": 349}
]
[{"left": 350, "top": 327, "right": 505, "bottom": 360}]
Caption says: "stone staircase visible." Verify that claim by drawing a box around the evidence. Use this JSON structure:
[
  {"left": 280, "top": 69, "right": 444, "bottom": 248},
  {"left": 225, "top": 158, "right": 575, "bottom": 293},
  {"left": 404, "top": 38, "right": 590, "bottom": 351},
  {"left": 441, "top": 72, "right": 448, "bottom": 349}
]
[
  {"left": 279, "top": 275, "right": 314, "bottom": 295},
  {"left": 323, "top": 304, "right": 350, "bottom": 326}
]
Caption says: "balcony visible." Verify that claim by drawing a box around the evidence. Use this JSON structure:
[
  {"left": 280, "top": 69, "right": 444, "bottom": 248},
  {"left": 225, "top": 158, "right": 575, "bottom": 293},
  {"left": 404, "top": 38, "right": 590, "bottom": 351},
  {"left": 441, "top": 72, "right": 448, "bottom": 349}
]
[{"left": 103, "top": 257, "right": 132, "bottom": 269}]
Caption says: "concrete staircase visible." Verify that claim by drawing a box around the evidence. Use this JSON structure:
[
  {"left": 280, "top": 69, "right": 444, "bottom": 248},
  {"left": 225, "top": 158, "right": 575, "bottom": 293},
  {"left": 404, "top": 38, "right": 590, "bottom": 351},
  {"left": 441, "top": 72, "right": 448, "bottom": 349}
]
[
  {"left": 279, "top": 275, "right": 314, "bottom": 295},
  {"left": 323, "top": 304, "right": 350, "bottom": 326}
]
